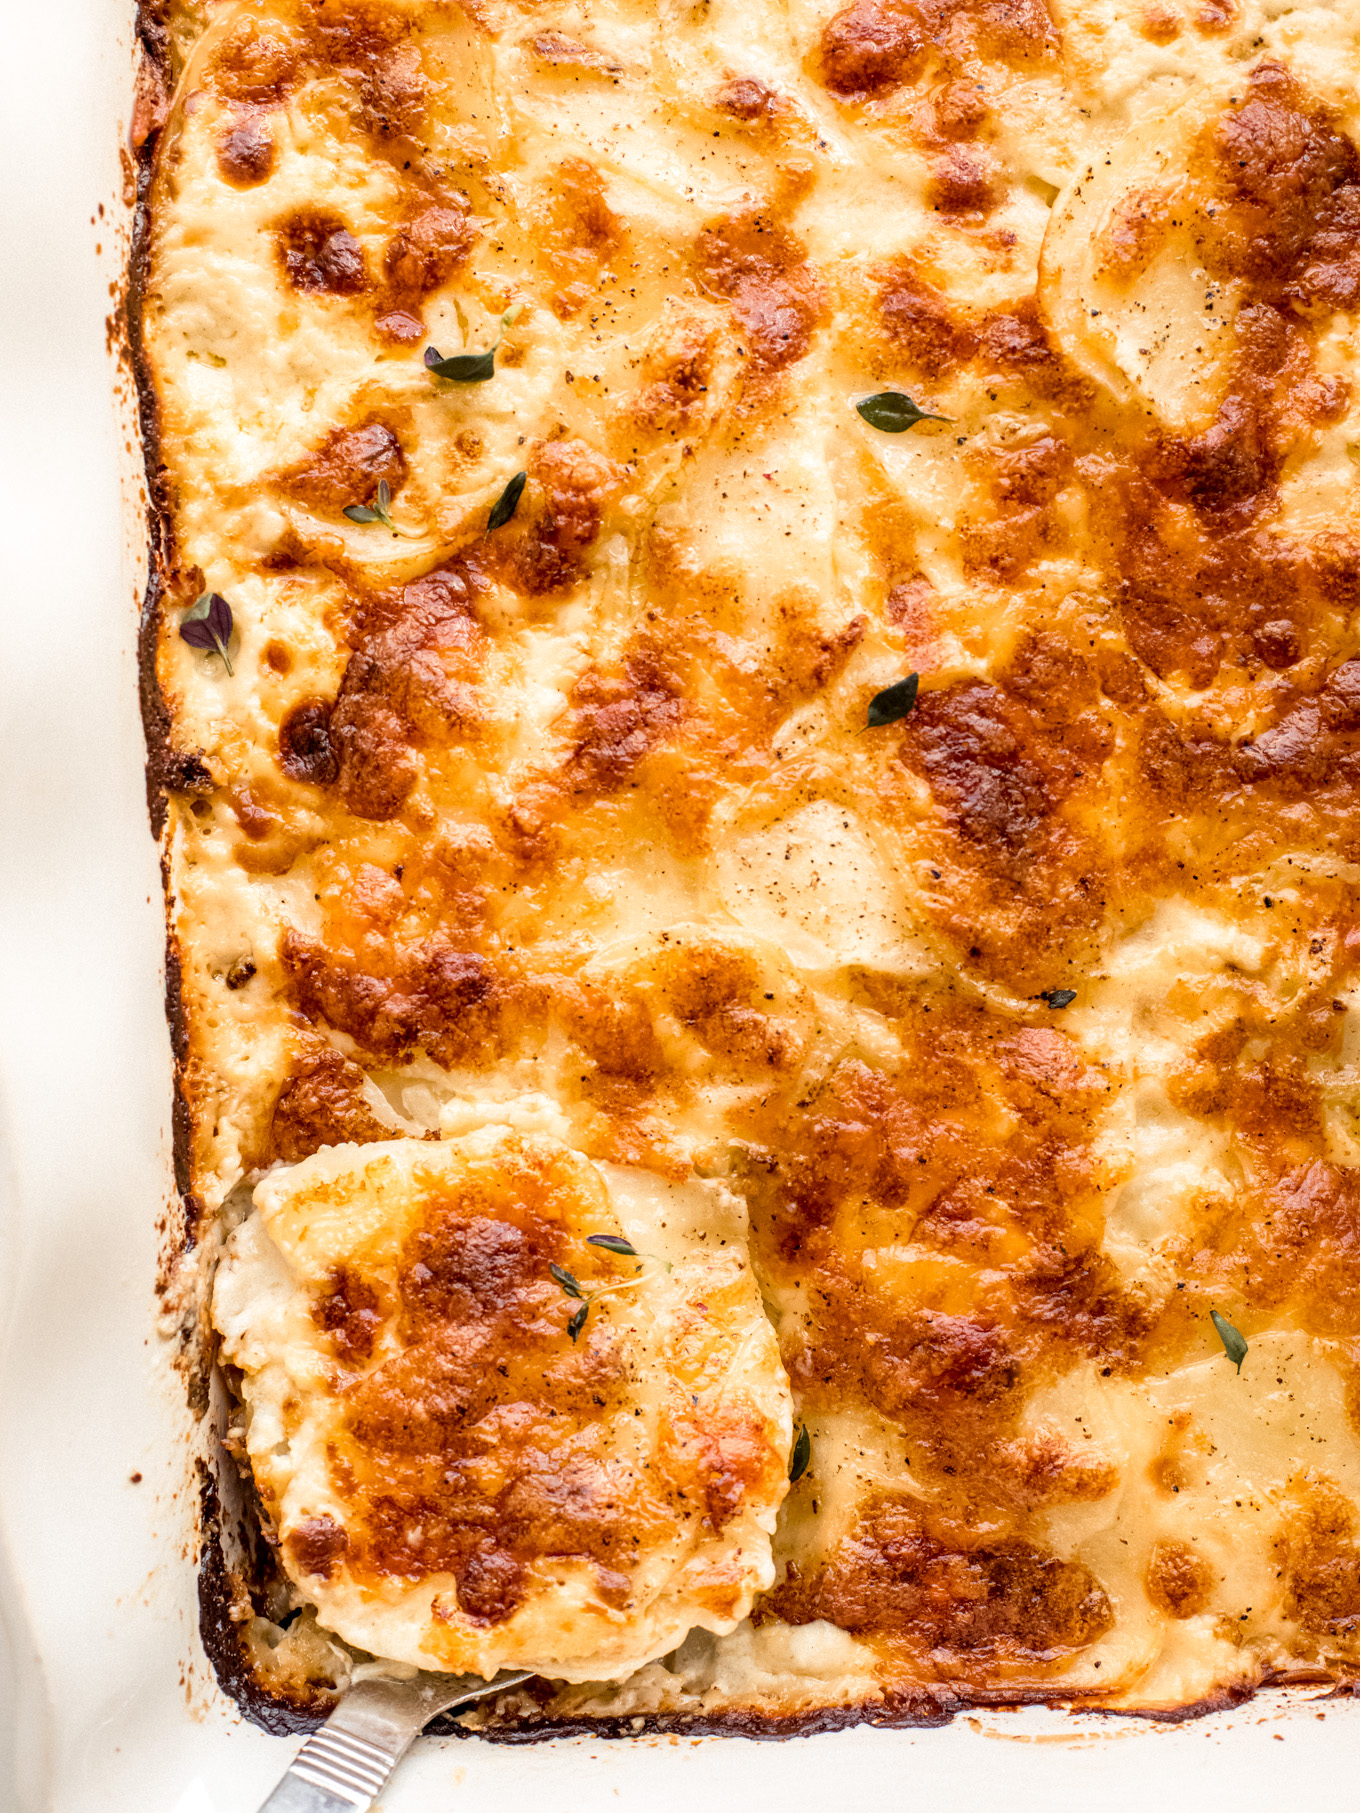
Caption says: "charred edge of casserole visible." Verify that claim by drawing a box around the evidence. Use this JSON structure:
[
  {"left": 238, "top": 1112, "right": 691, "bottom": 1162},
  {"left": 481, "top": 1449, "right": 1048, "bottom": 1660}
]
[
  {"left": 122, "top": 0, "right": 253, "bottom": 1718},
  {"left": 437, "top": 1665, "right": 1360, "bottom": 1740},
  {"left": 163, "top": 939, "right": 200, "bottom": 1227},
  {"left": 345, "top": 1669, "right": 1360, "bottom": 1742},
  {"left": 197, "top": 1462, "right": 341, "bottom": 1735},
  {"left": 439, "top": 1694, "right": 956, "bottom": 1741},
  {"left": 129, "top": 3, "right": 175, "bottom": 845},
  {"left": 134, "top": 0, "right": 171, "bottom": 71},
  {"left": 126, "top": 4, "right": 201, "bottom": 1268}
]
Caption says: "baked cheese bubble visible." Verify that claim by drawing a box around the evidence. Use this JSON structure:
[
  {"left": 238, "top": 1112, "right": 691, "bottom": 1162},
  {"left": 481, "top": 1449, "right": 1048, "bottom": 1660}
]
[{"left": 212, "top": 1129, "right": 792, "bottom": 1680}]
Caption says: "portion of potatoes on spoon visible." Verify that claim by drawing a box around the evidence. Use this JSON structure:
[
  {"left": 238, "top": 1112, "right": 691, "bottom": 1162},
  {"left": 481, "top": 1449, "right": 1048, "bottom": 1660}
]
[{"left": 216, "top": 1126, "right": 796, "bottom": 1809}]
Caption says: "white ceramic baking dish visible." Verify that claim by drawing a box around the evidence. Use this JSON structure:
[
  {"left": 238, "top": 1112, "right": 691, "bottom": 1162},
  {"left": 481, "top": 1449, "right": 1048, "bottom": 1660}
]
[{"left": 0, "top": 4, "right": 1356, "bottom": 1807}]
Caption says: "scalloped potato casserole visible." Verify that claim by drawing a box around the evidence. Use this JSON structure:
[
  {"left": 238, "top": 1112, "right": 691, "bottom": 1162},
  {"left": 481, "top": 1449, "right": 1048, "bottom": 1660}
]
[{"left": 136, "top": 0, "right": 1360, "bottom": 1729}]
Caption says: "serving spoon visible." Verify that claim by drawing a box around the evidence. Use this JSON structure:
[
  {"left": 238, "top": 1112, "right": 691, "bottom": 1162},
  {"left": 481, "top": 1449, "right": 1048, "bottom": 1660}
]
[{"left": 256, "top": 1668, "right": 532, "bottom": 1811}]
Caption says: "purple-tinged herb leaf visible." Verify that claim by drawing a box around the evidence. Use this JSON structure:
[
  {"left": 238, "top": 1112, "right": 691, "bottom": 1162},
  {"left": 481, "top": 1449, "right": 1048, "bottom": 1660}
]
[
  {"left": 1039, "top": 988, "right": 1077, "bottom": 1009},
  {"left": 587, "top": 1233, "right": 639, "bottom": 1259},
  {"left": 486, "top": 469, "right": 528, "bottom": 535},
  {"left": 866, "top": 673, "right": 919, "bottom": 728},
  {"left": 179, "top": 591, "right": 235, "bottom": 676},
  {"left": 789, "top": 1424, "right": 812, "bottom": 1483}
]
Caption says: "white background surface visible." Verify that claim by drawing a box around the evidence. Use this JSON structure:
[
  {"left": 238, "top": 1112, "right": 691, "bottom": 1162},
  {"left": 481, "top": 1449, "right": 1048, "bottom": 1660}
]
[{"left": 1, "top": 2, "right": 1359, "bottom": 1807}]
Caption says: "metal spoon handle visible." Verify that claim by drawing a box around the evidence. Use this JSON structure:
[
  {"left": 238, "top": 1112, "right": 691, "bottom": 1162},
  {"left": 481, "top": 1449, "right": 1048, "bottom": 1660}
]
[
  {"left": 257, "top": 1670, "right": 529, "bottom": 1812},
  {"left": 258, "top": 1677, "right": 431, "bottom": 1811}
]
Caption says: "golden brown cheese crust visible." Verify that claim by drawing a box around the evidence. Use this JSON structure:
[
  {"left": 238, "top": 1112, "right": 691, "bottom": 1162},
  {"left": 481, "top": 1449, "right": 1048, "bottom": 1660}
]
[
  {"left": 213, "top": 1132, "right": 790, "bottom": 1678},
  {"left": 138, "top": 0, "right": 1360, "bottom": 1727}
]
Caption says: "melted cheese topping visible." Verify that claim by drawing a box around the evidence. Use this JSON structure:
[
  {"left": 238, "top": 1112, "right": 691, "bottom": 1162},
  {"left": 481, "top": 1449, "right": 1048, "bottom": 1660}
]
[
  {"left": 214, "top": 1128, "right": 790, "bottom": 1678},
  {"left": 141, "top": 0, "right": 1360, "bottom": 1721}
]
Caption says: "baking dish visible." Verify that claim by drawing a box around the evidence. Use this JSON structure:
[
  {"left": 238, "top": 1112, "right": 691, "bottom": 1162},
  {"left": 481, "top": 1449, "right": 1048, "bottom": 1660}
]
[{"left": 0, "top": 1, "right": 1358, "bottom": 1806}]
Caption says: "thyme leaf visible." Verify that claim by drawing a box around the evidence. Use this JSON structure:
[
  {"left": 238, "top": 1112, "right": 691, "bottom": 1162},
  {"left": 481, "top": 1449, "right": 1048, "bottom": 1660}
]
[
  {"left": 587, "top": 1234, "right": 639, "bottom": 1258},
  {"left": 1039, "top": 988, "right": 1077, "bottom": 1009},
  {"left": 551, "top": 1235, "right": 672, "bottom": 1341},
  {"left": 866, "top": 673, "right": 920, "bottom": 727},
  {"left": 1211, "top": 1309, "right": 1248, "bottom": 1372},
  {"left": 343, "top": 478, "right": 402, "bottom": 533},
  {"left": 178, "top": 590, "right": 235, "bottom": 676},
  {"left": 426, "top": 305, "right": 521, "bottom": 384},
  {"left": 855, "top": 390, "right": 949, "bottom": 433},
  {"left": 487, "top": 469, "right": 528, "bottom": 535},
  {"left": 426, "top": 344, "right": 498, "bottom": 382},
  {"left": 789, "top": 1424, "right": 812, "bottom": 1483}
]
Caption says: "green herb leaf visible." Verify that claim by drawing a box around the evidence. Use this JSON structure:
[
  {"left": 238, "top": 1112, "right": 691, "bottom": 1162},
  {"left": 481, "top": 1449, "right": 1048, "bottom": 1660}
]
[
  {"left": 178, "top": 590, "right": 235, "bottom": 676},
  {"left": 551, "top": 1241, "right": 671, "bottom": 1330},
  {"left": 1040, "top": 988, "right": 1077, "bottom": 1009},
  {"left": 426, "top": 345, "right": 498, "bottom": 382},
  {"left": 855, "top": 390, "right": 949, "bottom": 433},
  {"left": 1210, "top": 1309, "right": 1247, "bottom": 1372},
  {"left": 344, "top": 478, "right": 400, "bottom": 532},
  {"left": 426, "top": 307, "right": 521, "bottom": 385},
  {"left": 487, "top": 469, "right": 528, "bottom": 535},
  {"left": 866, "top": 673, "right": 920, "bottom": 727},
  {"left": 789, "top": 1424, "right": 812, "bottom": 1483},
  {"left": 587, "top": 1233, "right": 639, "bottom": 1258}
]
